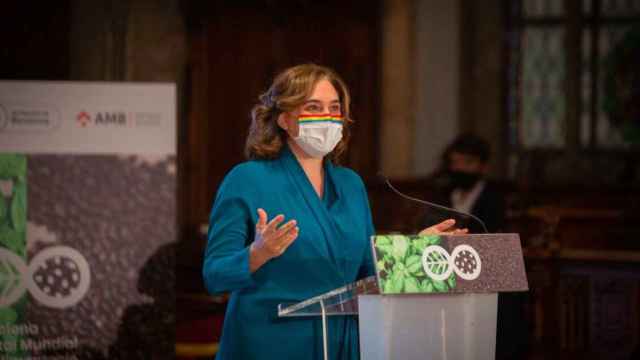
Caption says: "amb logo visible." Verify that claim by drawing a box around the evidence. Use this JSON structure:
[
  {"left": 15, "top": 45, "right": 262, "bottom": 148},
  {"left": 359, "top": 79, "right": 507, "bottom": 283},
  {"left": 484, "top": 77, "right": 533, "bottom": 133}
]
[
  {"left": 77, "top": 111, "right": 128, "bottom": 127},
  {"left": 76, "top": 111, "right": 91, "bottom": 127},
  {"left": 95, "top": 112, "right": 127, "bottom": 126}
]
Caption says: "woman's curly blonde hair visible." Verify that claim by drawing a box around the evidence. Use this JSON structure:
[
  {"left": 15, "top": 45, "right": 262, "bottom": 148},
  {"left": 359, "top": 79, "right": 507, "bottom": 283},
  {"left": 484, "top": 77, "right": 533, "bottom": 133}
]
[{"left": 245, "top": 64, "right": 353, "bottom": 163}]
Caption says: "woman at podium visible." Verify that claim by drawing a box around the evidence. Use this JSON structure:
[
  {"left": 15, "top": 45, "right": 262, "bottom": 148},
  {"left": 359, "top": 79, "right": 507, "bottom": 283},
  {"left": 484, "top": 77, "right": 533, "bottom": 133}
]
[{"left": 202, "top": 64, "right": 463, "bottom": 360}]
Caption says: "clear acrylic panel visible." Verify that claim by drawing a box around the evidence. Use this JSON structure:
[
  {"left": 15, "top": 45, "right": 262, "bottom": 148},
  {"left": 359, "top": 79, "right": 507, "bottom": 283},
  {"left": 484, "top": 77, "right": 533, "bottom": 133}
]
[
  {"left": 359, "top": 294, "right": 498, "bottom": 360},
  {"left": 520, "top": 27, "right": 566, "bottom": 148},
  {"left": 277, "top": 276, "right": 379, "bottom": 317}
]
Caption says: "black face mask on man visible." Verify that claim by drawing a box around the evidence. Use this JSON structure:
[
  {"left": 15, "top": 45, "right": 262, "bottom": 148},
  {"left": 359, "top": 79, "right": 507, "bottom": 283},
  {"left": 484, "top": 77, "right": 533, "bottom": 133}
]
[{"left": 447, "top": 170, "right": 482, "bottom": 191}]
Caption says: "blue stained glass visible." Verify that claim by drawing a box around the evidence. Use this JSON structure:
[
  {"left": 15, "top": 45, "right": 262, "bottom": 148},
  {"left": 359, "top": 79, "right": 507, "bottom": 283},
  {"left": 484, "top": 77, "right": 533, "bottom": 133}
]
[{"left": 520, "top": 27, "right": 566, "bottom": 148}]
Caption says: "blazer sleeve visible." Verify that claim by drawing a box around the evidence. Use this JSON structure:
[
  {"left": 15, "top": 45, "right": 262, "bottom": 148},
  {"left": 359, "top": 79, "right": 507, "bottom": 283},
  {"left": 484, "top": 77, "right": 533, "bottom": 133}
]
[
  {"left": 357, "top": 179, "right": 376, "bottom": 279},
  {"left": 202, "top": 168, "right": 256, "bottom": 294}
]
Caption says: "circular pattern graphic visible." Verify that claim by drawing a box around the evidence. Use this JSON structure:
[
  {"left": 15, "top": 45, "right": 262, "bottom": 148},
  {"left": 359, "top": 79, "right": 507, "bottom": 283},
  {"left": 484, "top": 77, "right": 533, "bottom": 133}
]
[
  {"left": 421, "top": 244, "right": 483, "bottom": 282},
  {"left": 422, "top": 245, "right": 454, "bottom": 281},
  {"left": 27, "top": 246, "right": 91, "bottom": 309},
  {"left": 450, "top": 244, "right": 482, "bottom": 281}
]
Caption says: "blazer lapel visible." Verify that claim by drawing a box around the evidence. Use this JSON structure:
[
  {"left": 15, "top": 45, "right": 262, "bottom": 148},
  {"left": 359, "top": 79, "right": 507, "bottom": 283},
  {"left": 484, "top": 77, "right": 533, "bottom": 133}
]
[{"left": 279, "top": 146, "right": 346, "bottom": 282}]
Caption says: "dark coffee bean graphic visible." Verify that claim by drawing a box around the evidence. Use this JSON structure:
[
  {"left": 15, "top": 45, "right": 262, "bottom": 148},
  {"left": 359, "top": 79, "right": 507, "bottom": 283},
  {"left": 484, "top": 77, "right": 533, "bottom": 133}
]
[{"left": 32, "top": 255, "right": 82, "bottom": 297}]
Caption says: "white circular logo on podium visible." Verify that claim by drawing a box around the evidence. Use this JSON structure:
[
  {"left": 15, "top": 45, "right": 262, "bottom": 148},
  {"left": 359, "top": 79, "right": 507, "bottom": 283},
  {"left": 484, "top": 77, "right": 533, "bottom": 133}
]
[
  {"left": 451, "top": 245, "right": 482, "bottom": 280},
  {"left": 422, "top": 244, "right": 482, "bottom": 281},
  {"left": 421, "top": 245, "right": 454, "bottom": 281}
]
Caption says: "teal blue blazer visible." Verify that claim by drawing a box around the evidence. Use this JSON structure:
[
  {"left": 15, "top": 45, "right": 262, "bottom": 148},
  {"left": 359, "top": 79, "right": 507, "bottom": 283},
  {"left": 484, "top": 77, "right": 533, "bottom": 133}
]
[{"left": 203, "top": 145, "right": 375, "bottom": 359}]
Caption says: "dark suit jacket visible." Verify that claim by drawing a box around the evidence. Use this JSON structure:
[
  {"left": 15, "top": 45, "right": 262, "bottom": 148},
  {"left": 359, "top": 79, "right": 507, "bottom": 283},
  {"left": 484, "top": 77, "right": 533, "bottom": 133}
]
[
  {"left": 421, "top": 179, "right": 506, "bottom": 234},
  {"left": 467, "top": 180, "right": 506, "bottom": 233}
]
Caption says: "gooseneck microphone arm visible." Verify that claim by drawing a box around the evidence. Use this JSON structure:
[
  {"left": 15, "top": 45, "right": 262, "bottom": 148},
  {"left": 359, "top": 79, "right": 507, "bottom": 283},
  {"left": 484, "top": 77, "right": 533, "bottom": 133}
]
[{"left": 378, "top": 173, "right": 489, "bottom": 234}]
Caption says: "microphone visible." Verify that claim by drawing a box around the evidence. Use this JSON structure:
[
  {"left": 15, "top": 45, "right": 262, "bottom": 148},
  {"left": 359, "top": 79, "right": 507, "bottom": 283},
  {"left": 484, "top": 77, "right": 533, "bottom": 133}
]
[{"left": 377, "top": 172, "right": 488, "bottom": 233}]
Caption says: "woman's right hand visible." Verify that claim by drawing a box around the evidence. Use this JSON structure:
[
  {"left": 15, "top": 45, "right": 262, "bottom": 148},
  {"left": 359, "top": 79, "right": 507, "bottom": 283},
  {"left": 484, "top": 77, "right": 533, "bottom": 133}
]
[{"left": 249, "top": 208, "right": 299, "bottom": 272}]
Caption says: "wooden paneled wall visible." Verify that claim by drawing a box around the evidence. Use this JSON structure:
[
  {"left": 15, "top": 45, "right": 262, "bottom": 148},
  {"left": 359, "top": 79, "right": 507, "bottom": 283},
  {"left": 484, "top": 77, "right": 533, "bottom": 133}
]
[
  {"left": 0, "top": 2, "right": 71, "bottom": 80},
  {"left": 180, "top": 0, "right": 382, "bottom": 248}
]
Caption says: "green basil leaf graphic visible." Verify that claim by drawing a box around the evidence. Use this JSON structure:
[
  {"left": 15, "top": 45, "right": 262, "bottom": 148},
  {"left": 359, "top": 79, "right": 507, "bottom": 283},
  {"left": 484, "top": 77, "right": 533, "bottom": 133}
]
[
  {"left": 387, "top": 270, "right": 405, "bottom": 293},
  {"left": 411, "top": 237, "right": 431, "bottom": 253},
  {"left": 377, "top": 244, "right": 394, "bottom": 258},
  {"left": 0, "top": 195, "right": 6, "bottom": 223},
  {"left": 392, "top": 261, "right": 405, "bottom": 274},
  {"left": 376, "top": 260, "right": 387, "bottom": 272},
  {"left": 422, "top": 279, "right": 435, "bottom": 293},
  {"left": 405, "top": 255, "right": 423, "bottom": 275},
  {"left": 376, "top": 236, "right": 391, "bottom": 246},
  {"left": 1, "top": 231, "right": 24, "bottom": 257},
  {"left": 0, "top": 230, "right": 13, "bottom": 249},
  {"left": 391, "top": 236, "right": 409, "bottom": 261},
  {"left": 433, "top": 279, "right": 448, "bottom": 292},
  {"left": 0, "top": 155, "right": 26, "bottom": 179},
  {"left": 403, "top": 277, "right": 421, "bottom": 293},
  {"left": 0, "top": 158, "right": 15, "bottom": 179},
  {"left": 427, "top": 235, "right": 441, "bottom": 246},
  {"left": 0, "top": 255, "right": 21, "bottom": 302},
  {"left": 383, "top": 277, "right": 397, "bottom": 293},
  {"left": 0, "top": 307, "right": 17, "bottom": 323},
  {"left": 448, "top": 273, "right": 457, "bottom": 289},
  {"left": 10, "top": 183, "right": 26, "bottom": 232}
]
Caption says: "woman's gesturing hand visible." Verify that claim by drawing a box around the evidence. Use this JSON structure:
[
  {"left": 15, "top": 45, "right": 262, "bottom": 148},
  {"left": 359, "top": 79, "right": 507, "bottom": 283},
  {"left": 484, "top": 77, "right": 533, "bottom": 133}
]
[
  {"left": 249, "top": 208, "right": 299, "bottom": 272},
  {"left": 418, "top": 219, "right": 468, "bottom": 236}
]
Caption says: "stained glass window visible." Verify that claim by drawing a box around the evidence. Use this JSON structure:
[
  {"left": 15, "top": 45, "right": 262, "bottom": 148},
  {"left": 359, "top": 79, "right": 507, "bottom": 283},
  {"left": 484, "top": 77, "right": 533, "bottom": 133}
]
[
  {"left": 510, "top": 0, "right": 640, "bottom": 151},
  {"left": 521, "top": 28, "right": 566, "bottom": 148},
  {"left": 523, "top": 0, "right": 565, "bottom": 17},
  {"left": 581, "top": 30, "right": 592, "bottom": 146},
  {"left": 601, "top": 0, "right": 640, "bottom": 16},
  {"left": 595, "top": 25, "right": 635, "bottom": 148}
]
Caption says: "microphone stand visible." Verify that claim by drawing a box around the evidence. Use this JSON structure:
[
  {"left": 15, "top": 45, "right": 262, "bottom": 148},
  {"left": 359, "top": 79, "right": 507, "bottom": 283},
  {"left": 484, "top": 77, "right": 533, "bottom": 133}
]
[{"left": 378, "top": 173, "right": 488, "bottom": 234}]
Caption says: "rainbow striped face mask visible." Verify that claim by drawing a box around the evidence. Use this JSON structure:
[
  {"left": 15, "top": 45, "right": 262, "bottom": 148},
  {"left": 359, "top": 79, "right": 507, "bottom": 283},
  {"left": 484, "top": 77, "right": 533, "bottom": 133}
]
[{"left": 294, "top": 114, "right": 343, "bottom": 158}]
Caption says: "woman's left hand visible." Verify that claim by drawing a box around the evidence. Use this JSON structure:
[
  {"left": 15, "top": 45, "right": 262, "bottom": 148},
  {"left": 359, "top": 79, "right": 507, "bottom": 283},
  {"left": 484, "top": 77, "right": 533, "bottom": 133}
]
[{"left": 419, "top": 219, "right": 468, "bottom": 236}]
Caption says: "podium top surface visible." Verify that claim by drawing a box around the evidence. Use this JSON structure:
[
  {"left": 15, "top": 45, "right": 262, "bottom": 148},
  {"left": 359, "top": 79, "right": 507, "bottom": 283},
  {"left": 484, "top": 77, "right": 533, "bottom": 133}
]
[
  {"left": 371, "top": 233, "right": 528, "bottom": 295},
  {"left": 277, "top": 233, "right": 528, "bottom": 317}
]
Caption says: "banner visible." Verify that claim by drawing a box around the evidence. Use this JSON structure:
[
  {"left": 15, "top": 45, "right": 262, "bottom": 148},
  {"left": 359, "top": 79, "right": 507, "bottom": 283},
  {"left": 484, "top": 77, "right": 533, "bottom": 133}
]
[{"left": 0, "top": 81, "right": 176, "bottom": 359}]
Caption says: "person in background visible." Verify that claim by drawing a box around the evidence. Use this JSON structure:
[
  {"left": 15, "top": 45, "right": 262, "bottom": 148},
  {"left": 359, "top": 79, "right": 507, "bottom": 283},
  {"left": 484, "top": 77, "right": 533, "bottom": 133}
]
[
  {"left": 428, "top": 133, "right": 527, "bottom": 360},
  {"left": 202, "top": 64, "right": 466, "bottom": 360},
  {"left": 433, "top": 133, "right": 506, "bottom": 233}
]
